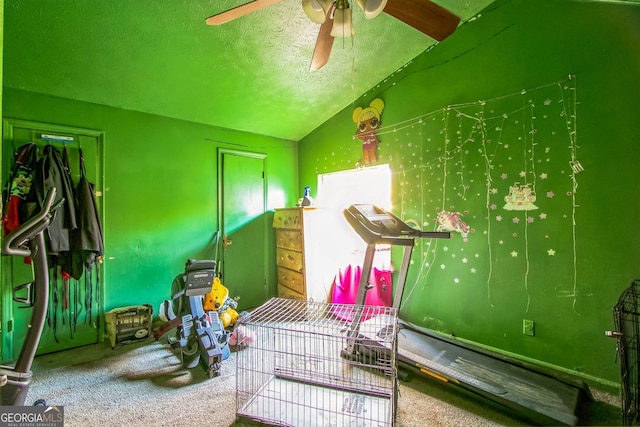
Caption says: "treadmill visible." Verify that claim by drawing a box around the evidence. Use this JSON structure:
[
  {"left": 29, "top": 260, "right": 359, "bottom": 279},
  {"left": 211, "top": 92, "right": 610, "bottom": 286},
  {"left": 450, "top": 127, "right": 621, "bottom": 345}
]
[{"left": 343, "top": 204, "right": 591, "bottom": 426}]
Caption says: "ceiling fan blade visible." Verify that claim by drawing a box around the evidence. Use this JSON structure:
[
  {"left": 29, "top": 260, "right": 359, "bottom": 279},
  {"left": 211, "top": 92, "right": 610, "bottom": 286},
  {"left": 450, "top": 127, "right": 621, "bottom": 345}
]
[
  {"left": 206, "top": 0, "right": 284, "bottom": 25},
  {"left": 384, "top": 0, "right": 461, "bottom": 41},
  {"left": 309, "top": 8, "right": 336, "bottom": 71}
]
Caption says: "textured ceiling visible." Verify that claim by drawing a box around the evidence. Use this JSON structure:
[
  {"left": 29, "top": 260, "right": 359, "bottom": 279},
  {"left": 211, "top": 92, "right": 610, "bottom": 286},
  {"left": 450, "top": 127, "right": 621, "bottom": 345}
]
[{"left": 3, "top": 0, "right": 495, "bottom": 141}]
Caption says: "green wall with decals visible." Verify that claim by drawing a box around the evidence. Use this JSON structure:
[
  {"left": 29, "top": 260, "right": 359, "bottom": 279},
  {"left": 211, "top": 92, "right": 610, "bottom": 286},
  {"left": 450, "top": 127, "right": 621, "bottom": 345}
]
[{"left": 299, "top": 0, "right": 640, "bottom": 386}]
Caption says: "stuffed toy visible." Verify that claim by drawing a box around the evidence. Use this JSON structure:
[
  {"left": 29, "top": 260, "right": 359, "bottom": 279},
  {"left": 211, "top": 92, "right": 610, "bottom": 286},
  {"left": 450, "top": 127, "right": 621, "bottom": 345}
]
[
  {"left": 229, "top": 324, "right": 255, "bottom": 348},
  {"left": 203, "top": 277, "right": 239, "bottom": 328}
]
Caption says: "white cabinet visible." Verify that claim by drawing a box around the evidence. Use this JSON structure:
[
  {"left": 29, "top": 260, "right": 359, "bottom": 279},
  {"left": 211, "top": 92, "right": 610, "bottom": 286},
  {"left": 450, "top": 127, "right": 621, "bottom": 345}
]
[{"left": 273, "top": 208, "right": 333, "bottom": 303}]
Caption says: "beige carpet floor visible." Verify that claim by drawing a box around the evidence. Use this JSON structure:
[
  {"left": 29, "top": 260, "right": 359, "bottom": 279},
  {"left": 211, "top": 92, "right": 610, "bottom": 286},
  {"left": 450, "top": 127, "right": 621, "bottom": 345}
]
[{"left": 23, "top": 339, "right": 621, "bottom": 426}]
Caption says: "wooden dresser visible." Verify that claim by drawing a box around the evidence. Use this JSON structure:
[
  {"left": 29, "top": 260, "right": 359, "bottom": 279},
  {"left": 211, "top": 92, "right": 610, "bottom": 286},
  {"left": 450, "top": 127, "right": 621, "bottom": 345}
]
[{"left": 273, "top": 207, "right": 332, "bottom": 303}]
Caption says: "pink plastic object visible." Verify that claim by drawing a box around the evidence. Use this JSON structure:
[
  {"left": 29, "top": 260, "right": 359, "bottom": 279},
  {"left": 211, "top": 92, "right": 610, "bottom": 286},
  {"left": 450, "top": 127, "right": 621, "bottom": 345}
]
[{"left": 331, "top": 265, "right": 392, "bottom": 321}]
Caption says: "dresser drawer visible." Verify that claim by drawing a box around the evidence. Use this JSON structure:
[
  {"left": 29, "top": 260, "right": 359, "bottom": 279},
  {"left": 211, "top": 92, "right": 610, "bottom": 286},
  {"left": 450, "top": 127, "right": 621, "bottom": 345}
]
[
  {"left": 276, "top": 247, "right": 303, "bottom": 272},
  {"left": 276, "top": 229, "right": 303, "bottom": 251},
  {"left": 273, "top": 208, "right": 302, "bottom": 229},
  {"left": 277, "top": 284, "right": 305, "bottom": 301},
  {"left": 277, "top": 266, "right": 305, "bottom": 294}
]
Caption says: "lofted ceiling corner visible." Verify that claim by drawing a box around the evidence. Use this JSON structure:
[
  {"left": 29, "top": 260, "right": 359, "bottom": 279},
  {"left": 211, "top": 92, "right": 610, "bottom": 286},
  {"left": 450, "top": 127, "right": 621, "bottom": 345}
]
[{"left": 2, "top": 0, "right": 496, "bottom": 141}]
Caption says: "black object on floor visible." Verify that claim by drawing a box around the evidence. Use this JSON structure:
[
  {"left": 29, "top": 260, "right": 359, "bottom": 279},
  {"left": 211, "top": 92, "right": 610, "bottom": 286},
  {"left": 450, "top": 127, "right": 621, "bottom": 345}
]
[
  {"left": 397, "top": 320, "right": 590, "bottom": 425},
  {"left": 610, "top": 280, "right": 640, "bottom": 426}
]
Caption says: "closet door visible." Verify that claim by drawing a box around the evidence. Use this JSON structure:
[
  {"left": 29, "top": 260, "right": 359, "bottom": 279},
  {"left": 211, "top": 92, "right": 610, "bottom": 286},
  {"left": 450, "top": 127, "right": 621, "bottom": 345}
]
[
  {"left": 218, "top": 149, "right": 268, "bottom": 311},
  {"left": 1, "top": 119, "right": 104, "bottom": 360}
]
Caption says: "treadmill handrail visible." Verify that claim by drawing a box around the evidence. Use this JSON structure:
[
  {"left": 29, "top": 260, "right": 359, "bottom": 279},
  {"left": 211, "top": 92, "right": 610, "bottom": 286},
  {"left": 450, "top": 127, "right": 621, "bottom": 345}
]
[{"left": 2, "top": 189, "right": 58, "bottom": 257}]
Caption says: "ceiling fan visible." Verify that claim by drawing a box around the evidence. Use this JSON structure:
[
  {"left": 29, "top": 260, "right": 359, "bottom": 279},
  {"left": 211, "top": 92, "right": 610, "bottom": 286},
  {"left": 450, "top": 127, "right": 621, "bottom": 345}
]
[{"left": 206, "top": 0, "right": 461, "bottom": 71}]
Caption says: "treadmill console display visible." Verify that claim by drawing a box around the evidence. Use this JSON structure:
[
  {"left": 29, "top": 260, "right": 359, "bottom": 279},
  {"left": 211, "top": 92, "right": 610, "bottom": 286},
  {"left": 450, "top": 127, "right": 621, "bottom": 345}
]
[{"left": 344, "top": 204, "right": 451, "bottom": 245}]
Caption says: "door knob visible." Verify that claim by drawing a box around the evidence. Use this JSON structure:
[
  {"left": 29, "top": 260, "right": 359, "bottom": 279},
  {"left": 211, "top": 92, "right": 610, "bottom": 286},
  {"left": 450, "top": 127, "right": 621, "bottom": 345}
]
[{"left": 223, "top": 235, "right": 233, "bottom": 248}]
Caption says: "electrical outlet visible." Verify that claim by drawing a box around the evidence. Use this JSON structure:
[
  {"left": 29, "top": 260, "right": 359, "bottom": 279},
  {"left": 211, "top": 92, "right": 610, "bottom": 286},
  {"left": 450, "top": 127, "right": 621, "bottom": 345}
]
[{"left": 523, "top": 319, "right": 535, "bottom": 336}]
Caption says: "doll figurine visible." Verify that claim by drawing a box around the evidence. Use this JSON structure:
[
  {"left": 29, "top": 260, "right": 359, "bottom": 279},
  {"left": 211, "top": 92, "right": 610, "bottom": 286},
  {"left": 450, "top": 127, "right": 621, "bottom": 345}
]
[{"left": 353, "top": 98, "right": 384, "bottom": 165}]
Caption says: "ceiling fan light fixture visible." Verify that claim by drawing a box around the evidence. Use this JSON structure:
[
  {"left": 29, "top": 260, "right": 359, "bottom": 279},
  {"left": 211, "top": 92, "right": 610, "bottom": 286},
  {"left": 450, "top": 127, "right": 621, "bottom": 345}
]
[
  {"left": 302, "top": 0, "right": 334, "bottom": 24},
  {"left": 356, "top": 0, "right": 388, "bottom": 19},
  {"left": 330, "top": 5, "right": 354, "bottom": 37}
]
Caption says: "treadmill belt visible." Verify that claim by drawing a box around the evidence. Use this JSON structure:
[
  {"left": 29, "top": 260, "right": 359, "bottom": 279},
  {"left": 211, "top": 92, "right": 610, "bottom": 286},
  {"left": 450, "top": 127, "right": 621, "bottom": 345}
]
[{"left": 398, "top": 328, "right": 583, "bottom": 425}]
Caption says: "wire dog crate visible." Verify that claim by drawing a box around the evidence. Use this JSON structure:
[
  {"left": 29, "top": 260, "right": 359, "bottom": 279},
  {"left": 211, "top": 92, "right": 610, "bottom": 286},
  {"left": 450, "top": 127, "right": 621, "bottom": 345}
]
[
  {"left": 612, "top": 280, "right": 640, "bottom": 425},
  {"left": 235, "top": 297, "right": 398, "bottom": 426}
]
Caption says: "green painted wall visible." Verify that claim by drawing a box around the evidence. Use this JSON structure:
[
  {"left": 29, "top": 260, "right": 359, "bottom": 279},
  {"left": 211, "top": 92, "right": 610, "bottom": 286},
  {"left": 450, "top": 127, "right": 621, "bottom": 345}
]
[
  {"left": 2, "top": 88, "right": 298, "bottom": 345},
  {"left": 299, "top": 0, "right": 640, "bottom": 386}
]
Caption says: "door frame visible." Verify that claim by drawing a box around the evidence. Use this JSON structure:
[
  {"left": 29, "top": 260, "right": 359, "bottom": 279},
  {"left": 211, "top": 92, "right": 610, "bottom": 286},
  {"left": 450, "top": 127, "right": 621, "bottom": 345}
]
[
  {"left": 1, "top": 118, "right": 105, "bottom": 360},
  {"left": 216, "top": 148, "right": 269, "bottom": 304}
]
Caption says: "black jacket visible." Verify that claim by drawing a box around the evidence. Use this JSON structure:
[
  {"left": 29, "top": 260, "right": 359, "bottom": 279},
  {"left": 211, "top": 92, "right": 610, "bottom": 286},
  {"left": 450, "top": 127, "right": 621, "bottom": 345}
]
[{"left": 34, "top": 145, "right": 78, "bottom": 254}]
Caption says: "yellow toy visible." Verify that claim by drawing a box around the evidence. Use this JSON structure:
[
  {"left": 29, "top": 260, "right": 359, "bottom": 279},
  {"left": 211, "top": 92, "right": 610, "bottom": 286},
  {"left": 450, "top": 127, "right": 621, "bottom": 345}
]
[{"left": 203, "top": 277, "right": 239, "bottom": 328}]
